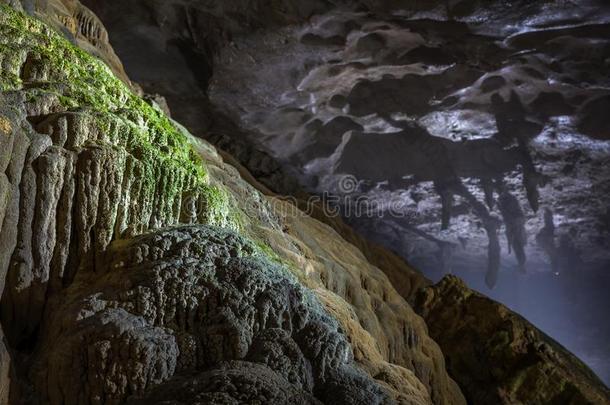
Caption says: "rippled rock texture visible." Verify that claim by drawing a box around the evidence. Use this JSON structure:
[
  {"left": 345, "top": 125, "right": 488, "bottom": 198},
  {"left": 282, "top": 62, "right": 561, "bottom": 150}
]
[
  {"left": 0, "top": 3, "right": 236, "bottom": 350},
  {"left": 0, "top": 3, "right": 464, "bottom": 404},
  {"left": 0, "top": 1, "right": 609, "bottom": 404},
  {"left": 35, "top": 225, "right": 393, "bottom": 405},
  {"left": 84, "top": 0, "right": 610, "bottom": 383}
]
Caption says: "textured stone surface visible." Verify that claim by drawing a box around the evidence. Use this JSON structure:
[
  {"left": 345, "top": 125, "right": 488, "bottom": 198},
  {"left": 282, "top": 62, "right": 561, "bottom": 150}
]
[
  {"left": 415, "top": 275, "right": 610, "bottom": 405},
  {"left": 0, "top": 6, "right": 234, "bottom": 402},
  {"left": 128, "top": 361, "right": 323, "bottom": 405},
  {"left": 0, "top": 325, "right": 9, "bottom": 405},
  {"left": 1, "top": 2, "right": 607, "bottom": 405},
  {"left": 4, "top": 0, "right": 130, "bottom": 84},
  {"left": 205, "top": 1, "right": 610, "bottom": 288},
  {"left": 33, "top": 225, "right": 390, "bottom": 405},
  {"left": 191, "top": 131, "right": 462, "bottom": 405},
  {"left": 82, "top": 7, "right": 610, "bottom": 386},
  {"left": 0, "top": 3, "right": 235, "bottom": 346},
  {"left": 0, "top": 4, "right": 459, "bottom": 405}
]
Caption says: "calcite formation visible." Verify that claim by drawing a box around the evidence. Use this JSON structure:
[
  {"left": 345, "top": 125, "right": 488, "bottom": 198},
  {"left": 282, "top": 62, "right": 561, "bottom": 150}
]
[
  {"left": 81, "top": 0, "right": 610, "bottom": 297},
  {"left": 0, "top": 1, "right": 608, "bottom": 405},
  {"left": 35, "top": 225, "right": 391, "bottom": 404},
  {"left": 0, "top": 5, "right": 235, "bottom": 350},
  {"left": 0, "top": 4, "right": 461, "bottom": 404}
]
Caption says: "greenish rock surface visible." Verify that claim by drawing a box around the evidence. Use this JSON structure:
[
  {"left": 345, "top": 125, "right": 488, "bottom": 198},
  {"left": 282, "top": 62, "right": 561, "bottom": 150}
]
[
  {"left": 0, "top": 1, "right": 235, "bottom": 354},
  {"left": 1, "top": 2, "right": 608, "bottom": 405}
]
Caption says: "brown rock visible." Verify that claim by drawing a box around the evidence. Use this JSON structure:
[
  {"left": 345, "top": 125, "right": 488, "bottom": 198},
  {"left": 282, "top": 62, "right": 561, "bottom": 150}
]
[
  {"left": 0, "top": 325, "right": 10, "bottom": 405},
  {"left": 415, "top": 276, "right": 610, "bottom": 405}
]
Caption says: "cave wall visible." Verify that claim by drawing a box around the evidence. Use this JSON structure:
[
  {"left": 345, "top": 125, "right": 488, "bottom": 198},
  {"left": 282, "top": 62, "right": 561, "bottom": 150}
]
[
  {"left": 0, "top": 3, "right": 465, "bottom": 404},
  {"left": 0, "top": 1, "right": 608, "bottom": 404}
]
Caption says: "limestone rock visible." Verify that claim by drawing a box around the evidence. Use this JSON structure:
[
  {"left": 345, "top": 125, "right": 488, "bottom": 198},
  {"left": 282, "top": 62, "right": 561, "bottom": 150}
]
[
  {"left": 2, "top": 3, "right": 607, "bottom": 405},
  {"left": 0, "top": 325, "right": 10, "bottom": 405},
  {"left": 415, "top": 275, "right": 610, "bottom": 404},
  {"left": 0, "top": 9, "right": 456, "bottom": 405},
  {"left": 4, "top": 0, "right": 131, "bottom": 84},
  {"left": 128, "top": 361, "right": 323, "bottom": 405},
  {"left": 33, "top": 225, "right": 392, "bottom": 405},
  {"left": 0, "top": 1, "right": 234, "bottom": 386}
]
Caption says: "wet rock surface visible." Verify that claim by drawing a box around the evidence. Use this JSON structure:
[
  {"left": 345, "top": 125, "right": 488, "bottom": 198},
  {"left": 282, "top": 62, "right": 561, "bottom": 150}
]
[
  {"left": 0, "top": 4, "right": 464, "bottom": 404},
  {"left": 0, "top": 14, "right": 233, "bottom": 353},
  {"left": 6, "top": 0, "right": 130, "bottom": 84},
  {"left": 1, "top": 1, "right": 609, "bottom": 404},
  {"left": 84, "top": 0, "right": 610, "bottom": 392},
  {"left": 34, "top": 225, "right": 390, "bottom": 405},
  {"left": 193, "top": 136, "right": 463, "bottom": 405},
  {"left": 202, "top": 0, "right": 610, "bottom": 383}
]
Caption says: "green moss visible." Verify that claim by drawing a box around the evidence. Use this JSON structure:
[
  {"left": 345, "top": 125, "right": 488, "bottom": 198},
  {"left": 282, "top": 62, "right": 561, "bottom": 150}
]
[
  {"left": 0, "top": 5, "right": 243, "bottom": 227},
  {"left": 0, "top": 41, "right": 24, "bottom": 90},
  {"left": 252, "top": 239, "right": 299, "bottom": 273},
  {"left": 0, "top": 72, "right": 21, "bottom": 92},
  {"left": 199, "top": 184, "right": 235, "bottom": 227},
  {"left": 0, "top": 4, "right": 206, "bottom": 183},
  {"left": 254, "top": 240, "right": 279, "bottom": 261}
]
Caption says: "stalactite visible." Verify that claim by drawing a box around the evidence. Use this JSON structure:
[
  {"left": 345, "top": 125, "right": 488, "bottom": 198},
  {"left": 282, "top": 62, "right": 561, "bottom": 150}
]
[
  {"left": 435, "top": 180, "right": 453, "bottom": 230},
  {"left": 481, "top": 177, "right": 495, "bottom": 209},
  {"left": 536, "top": 208, "right": 558, "bottom": 273},
  {"left": 497, "top": 189, "right": 527, "bottom": 272},
  {"left": 450, "top": 180, "right": 501, "bottom": 288}
]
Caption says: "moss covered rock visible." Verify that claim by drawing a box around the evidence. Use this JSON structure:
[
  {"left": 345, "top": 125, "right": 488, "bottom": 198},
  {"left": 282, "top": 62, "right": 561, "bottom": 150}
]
[{"left": 0, "top": 5, "right": 237, "bottom": 350}]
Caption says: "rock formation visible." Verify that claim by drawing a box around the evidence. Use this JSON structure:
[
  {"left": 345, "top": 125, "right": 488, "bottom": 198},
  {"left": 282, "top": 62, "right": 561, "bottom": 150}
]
[
  {"left": 0, "top": 1, "right": 608, "bottom": 405},
  {"left": 35, "top": 225, "right": 394, "bottom": 405},
  {"left": 78, "top": 0, "right": 610, "bottom": 295},
  {"left": 0, "top": 4, "right": 460, "bottom": 404},
  {"left": 415, "top": 276, "right": 610, "bottom": 404}
]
